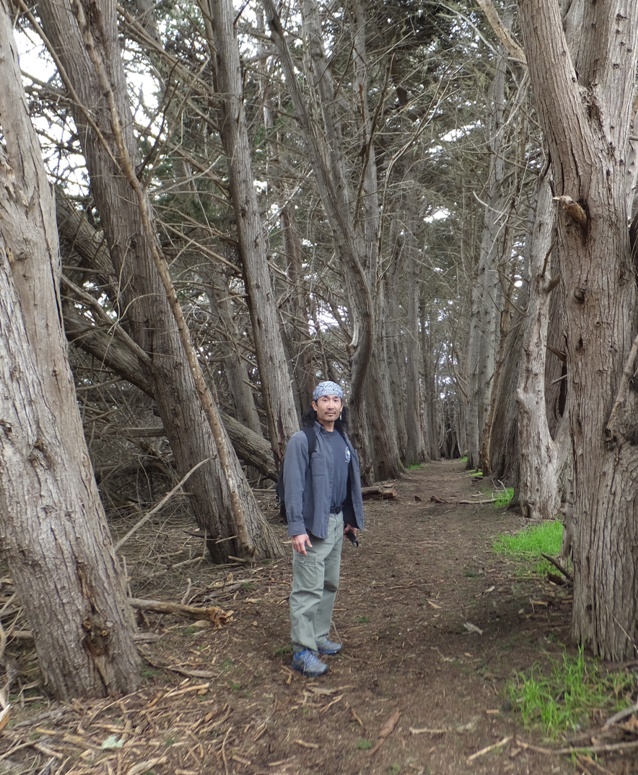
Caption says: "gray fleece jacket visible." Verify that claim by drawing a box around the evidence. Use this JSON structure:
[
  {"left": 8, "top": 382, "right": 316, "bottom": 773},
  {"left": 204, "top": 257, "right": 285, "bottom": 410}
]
[{"left": 283, "top": 421, "right": 364, "bottom": 539}]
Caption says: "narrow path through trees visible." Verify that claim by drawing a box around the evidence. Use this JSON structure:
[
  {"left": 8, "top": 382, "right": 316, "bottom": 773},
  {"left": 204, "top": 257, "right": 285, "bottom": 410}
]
[{"left": 0, "top": 462, "right": 603, "bottom": 774}]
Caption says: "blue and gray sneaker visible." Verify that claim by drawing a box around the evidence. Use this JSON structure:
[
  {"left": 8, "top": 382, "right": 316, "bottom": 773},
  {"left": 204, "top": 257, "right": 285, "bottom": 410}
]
[
  {"left": 291, "top": 649, "right": 328, "bottom": 677},
  {"left": 317, "top": 638, "right": 342, "bottom": 656}
]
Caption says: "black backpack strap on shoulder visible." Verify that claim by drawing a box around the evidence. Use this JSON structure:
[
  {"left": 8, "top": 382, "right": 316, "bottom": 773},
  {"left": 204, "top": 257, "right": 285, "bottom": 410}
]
[{"left": 302, "top": 424, "right": 317, "bottom": 459}]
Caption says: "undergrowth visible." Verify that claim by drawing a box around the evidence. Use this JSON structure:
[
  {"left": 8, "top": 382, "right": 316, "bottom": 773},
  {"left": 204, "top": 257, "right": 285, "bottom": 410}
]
[
  {"left": 496, "top": 522, "right": 632, "bottom": 739},
  {"left": 506, "top": 646, "right": 634, "bottom": 739},
  {"left": 492, "top": 519, "right": 563, "bottom": 575},
  {"left": 491, "top": 486, "right": 514, "bottom": 508}
]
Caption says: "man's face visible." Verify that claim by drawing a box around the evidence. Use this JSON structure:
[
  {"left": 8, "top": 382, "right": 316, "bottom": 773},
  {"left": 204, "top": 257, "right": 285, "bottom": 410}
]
[{"left": 312, "top": 394, "right": 343, "bottom": 424}]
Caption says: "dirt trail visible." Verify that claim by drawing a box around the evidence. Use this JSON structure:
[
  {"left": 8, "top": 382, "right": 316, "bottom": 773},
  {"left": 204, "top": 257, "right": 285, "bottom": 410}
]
[{"left": 0, "top": 461, "right": 584, "bottom": 773}]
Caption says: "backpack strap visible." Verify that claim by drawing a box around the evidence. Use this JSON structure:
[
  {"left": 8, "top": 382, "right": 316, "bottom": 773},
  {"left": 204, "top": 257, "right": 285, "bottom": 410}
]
[{"left": 301, "top": 425, "right": 317, "bottom": 460}]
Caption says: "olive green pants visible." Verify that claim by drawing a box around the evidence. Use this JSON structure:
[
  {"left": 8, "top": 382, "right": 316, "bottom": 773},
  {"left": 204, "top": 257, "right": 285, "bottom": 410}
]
[{"left": 290, "top": 513, "right": 344, "bottom": 653}]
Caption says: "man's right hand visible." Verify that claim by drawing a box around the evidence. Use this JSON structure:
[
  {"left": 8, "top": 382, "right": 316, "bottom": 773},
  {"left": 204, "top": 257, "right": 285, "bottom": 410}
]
[{"left": 291, "top": 534, "right": 312, "bottom": 555}]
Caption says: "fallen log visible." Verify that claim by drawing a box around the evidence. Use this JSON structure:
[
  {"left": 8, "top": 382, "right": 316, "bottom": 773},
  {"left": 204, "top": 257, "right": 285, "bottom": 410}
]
[
  {"left": 128, "top": 598, "right": 233, "bottom": 626},
  {"left": 361, "top": 485, "right": 397, "bottom": 500}
]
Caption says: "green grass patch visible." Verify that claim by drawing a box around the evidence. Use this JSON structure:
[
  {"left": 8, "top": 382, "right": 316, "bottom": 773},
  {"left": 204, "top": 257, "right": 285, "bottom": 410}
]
[
  {"left": 506, "top": 646, "right": 634, "bottom": 738},
  {"left": 493, "top": 519, "right": 563, "bottom": 575},
  {"left": 489, "top": 486, "right": 514, "bottom": 508},
  {"left": 356, "top": 739, "right": 373, "bottom": 750}
]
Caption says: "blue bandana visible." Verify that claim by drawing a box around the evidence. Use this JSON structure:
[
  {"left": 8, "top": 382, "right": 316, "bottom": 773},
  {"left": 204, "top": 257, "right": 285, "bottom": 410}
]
[{"left": 312, "top": 381, "right": 344, "bottom": 402}]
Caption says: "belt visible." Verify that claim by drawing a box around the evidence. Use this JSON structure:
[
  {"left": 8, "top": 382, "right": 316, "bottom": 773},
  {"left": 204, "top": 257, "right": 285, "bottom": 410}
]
[{"left": 329, "top": 506, "right": 343, "bottom": 514}]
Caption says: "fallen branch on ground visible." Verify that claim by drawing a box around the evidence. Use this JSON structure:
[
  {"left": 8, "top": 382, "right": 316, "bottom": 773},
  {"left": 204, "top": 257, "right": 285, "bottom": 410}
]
[
  {"left": 467, "top": 736, "right": 511, "bottom": 762},
  {"left": 517, "top": 738, "right": 638, "bottom": 756},
  {"left": 370, "top": 709, "right": 401, "bottom": 755},
  {"left": 541, "top": 553, "right": 573, "bottom": 582},
  {"left": 361, "top": 485, "right": 397, "bottom": 500},
  {"left": 129, "top": 598, "right": 233, "bottom": 625},
  {"left": 430, "top": 496, "right": 499, "bottom": 505}
]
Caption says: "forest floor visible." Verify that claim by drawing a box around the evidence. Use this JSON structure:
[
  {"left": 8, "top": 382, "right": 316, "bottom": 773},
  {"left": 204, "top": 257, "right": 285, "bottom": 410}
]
[{"left": 0, "top": 460, "right": 636, "bottom": 775}]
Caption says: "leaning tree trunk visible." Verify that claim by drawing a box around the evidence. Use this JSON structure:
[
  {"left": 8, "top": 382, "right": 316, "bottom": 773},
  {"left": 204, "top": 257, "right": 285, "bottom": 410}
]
[
  {"left": 0, "top": 0, "right": 139, "bottom": 699},
  {"left": 37, "top": 0, "right": 282, "bottom": 562},
  {"left": 519, "top": 0, "right": 638, "bottom": 660},
  {"left": 61, "top": 300, "right": 279, "bottom": 481},
  {"left": 55, "top": 140, "right": 275, "bottom": 479},
  {"left": 253, "top": 14, "right": 315, "bottom": 416},
  {"left": 262, "top": 0, "right": 373, "bottom": 399},
  {"left": 200, "top": 0, "right": 299, "bottom": 461}
]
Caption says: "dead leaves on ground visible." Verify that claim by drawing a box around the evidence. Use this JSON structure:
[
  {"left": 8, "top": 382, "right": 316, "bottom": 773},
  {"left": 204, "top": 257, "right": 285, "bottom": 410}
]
[{"left": 0, "top": 687, "right": 232, "bottom": 774}]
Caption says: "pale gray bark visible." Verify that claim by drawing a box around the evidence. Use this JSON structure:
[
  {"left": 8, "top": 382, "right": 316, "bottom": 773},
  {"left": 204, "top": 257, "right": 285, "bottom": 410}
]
[
  {"left": 253, "top": 12, "right": 315, "bottom": 415},
  {"left": 351, "top": 0, "right": 403, "bottom": 474},
  {"left": 0, "top": 0, "right": 139, "bottom": 698},
  {"left": 404, "top": 289, "right": 426, "bottom": 465},
  {"left": 516, "top": 172, "right": 568, "bottom": 520},
  {"left": 200, "top": 0, "right": 299, "bottom": 461},
  {"left": 385, "top": 246, "right": 408, "bottom": 459},
  {"left": 464, "top": 47, "right": 509, "bottom": 472}
]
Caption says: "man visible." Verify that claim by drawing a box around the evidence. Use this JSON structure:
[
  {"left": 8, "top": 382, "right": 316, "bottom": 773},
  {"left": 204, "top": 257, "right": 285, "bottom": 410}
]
[{"left": 282, "top": 381, "right": 364, "bottom": 677}]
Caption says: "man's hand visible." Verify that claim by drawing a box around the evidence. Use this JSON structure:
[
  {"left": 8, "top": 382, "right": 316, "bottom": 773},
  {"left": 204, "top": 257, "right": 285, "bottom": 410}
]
[
  {"left": 292, "top": 533, "right": 312, "bottom": 555},
  {"left": 344, "top": 525, "right": 359, "bottom": 546}
]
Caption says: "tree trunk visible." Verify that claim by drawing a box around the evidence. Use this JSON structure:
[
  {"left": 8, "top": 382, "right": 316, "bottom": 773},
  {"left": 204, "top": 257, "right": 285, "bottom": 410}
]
[
  {"left": 280, "top": 205, "right": 316, "bottom": 413},
  {"left": 464, "top": 43, "right": 509, "bottom": 471},
  {"left": 519, "top": 0, "right": 638, "bottom": 659},
  {"left": 516, "top": 171, "right": 567, "bottom": 519},
  {"left": 0, "top": 0, "right": 139, "bottom": 698},
  {"left": 261, "top": 0, "right": 403, "bottom": 479},
  {"left": 205, "top": 266, "right": 264, "bottom": 439},
  {"left": 351, "top": 0, "right": 403, "bottom": 476},
  {"left": 62, "top": 294, "right": 279, "bottom": 480},
  {"left": 37, "top": 0, "right": 282, "bottom": 562},
  {"left": 385, "top": 251, "right": 408, "bottom": 460},
  {"left": 57, "top": 190, "right": 275, "bottom": 478},
  {"left": 404, "top": 239, "right": 427, "bottom": 466},
  {"left": 420, "top": 304, "right": 440, "bottom": 461},
  {"left": 200, "top": 0, "right": 299, "bottom": 461}
]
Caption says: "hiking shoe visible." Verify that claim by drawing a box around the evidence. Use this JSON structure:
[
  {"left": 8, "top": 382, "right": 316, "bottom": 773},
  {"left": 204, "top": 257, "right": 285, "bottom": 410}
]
[
  {"left": 291, "top": 649, "right": 328, "bottom": 677},
  {"left": 317, "top": 638, "right": 342, "bottom": 656}
]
